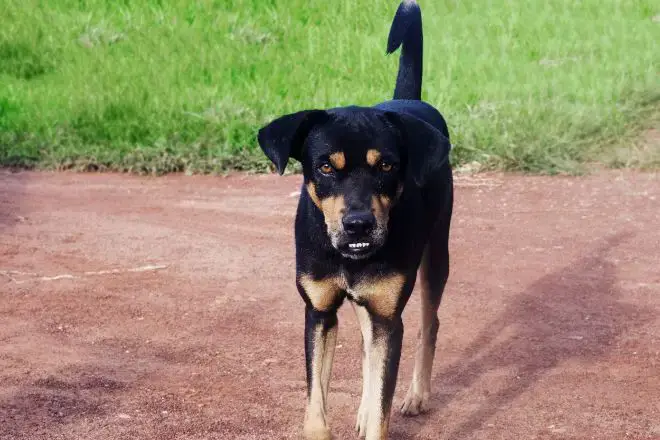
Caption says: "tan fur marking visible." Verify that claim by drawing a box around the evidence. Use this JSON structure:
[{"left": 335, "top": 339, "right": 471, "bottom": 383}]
[
  {"left": 320, "top": 195, "right": 346, "bottom": 235},
  {"left": 299, "top": 275, "right": 343, "bottom": 312},
  {"left": 366, "top": 149, "right": 381, "bottom": 167},
  {"left": 352, "top": 303, "right": 372, "bottom": 437},
  {"left": 307, "top": 183, "right": 322, "bottom": 209},
  {"left": 306, "top": 184, "right": 346, "bottom": 237},
  {"left": 355, "top": 273, "right": 406, "bottom": 318},
  {"left": 401, "top": 251, "right": 438, "bottom": 416},
  {"left": 303, "top": 423, "right": 331, "bottom": 440},
  {"left": 329, "top": 151, "right": 346, "bottom": 170},
  {"left": 303, "top": 427, "right": 331, "bottom": 440},
  {"left": 365, "top": 335, "right": 389, "bottom": 439},
  {"left": 303, "top": 325, "right": 332, "bottom": 440},
  {"left": 352, "top": 302, "right": 398, "bottom": 439},
  {"left": 321, "top": 324, "right": 337, "bottom": 407},
  {"left": 380, "top": 420, "right": 390, "bottom": 440},
  {"left": 378, "top": 195, "right": 391, "bottom": 207},
  {"left": 371, "top": 195, "right": 392, "bottom": 227}
]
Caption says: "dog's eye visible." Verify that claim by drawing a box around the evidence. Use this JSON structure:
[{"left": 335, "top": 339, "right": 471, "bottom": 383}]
[
  {"left": 380, "top": 162, "right": 393, "bottom": 172},
  {"left": 319, "top": 163, "right": 333, "bottom": 174}
]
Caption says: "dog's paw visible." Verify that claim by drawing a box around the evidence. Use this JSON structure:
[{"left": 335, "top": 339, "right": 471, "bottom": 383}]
[
  {"left": 304, "top": 410, "right": 332, "bottom": 440},
  {"left": 303, "top": 424, "right": 332, "bottom": 440},
  {"left": 355, "top": 403, "right": 368, "bottom": 438},
  {"left": 303, "top": 402, "right": 332, "bottom": 440},
  {"left": 400, "top": 388, "right": 430, "bottom": 417}
]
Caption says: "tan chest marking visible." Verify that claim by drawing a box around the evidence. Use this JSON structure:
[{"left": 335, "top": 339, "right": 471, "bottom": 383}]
[
  {"left": 349, "top": 273, "right": 406, "bottom": 318},
  {"left": 300, "top": 272, "right": 406, "bottom": 317},
  {"left": 299, "top": 275, "right": 344, "bottom": 312}
]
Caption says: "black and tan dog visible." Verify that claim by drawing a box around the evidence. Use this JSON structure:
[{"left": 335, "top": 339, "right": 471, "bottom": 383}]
[{"left": 257, "top": 1, "right": 452, "bottom": 438}]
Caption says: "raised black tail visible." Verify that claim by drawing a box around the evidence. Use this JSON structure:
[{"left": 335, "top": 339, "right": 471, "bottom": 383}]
[{"left": 387, "top": 0, "right": 423, "bottom": 100}]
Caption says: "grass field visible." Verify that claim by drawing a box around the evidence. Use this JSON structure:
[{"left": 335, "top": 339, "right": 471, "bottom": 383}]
[{"left": 1, "top": 0, "right": 658, "bottom": 174}]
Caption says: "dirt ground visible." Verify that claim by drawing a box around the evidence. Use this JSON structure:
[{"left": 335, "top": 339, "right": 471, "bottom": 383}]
[{"left": 1, "top": 170, "right": 658, "bottom": 440}]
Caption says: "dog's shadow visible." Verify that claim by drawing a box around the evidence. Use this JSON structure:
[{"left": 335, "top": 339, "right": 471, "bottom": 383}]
[{"left": 393, "top": 232, "right": 653, "bottom": 439}]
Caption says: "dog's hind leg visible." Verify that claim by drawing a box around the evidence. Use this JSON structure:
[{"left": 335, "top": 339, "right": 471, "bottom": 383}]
[
  {"left": 303, "top": 307, "right": 337, "bottom": 440},
  {"left": 400, "top": 217, "right": 450, "bottom": 416}
]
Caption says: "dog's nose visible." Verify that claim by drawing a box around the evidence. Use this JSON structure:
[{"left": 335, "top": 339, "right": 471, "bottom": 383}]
[{"left": 342, "top": 211, "right": 375, "bottom": 236}]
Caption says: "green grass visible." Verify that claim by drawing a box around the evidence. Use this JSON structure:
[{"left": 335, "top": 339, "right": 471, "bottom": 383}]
[{"left": 0, "top": 0, "right": 658, "bottom": 174}]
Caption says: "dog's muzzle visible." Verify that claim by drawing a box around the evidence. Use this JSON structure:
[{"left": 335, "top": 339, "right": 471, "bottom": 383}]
[{"left": 331, "top": 210, "right": 387, "bottom": 259}]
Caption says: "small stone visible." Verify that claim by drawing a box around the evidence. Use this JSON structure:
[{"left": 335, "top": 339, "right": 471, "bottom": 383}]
[{"left": 118, "top": 413, "right": 132, "bottom": 419}]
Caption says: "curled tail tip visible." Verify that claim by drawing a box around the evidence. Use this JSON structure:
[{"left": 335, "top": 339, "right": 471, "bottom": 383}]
[{"left": 386, "top": 0, "right": 421, "bottom": 54}]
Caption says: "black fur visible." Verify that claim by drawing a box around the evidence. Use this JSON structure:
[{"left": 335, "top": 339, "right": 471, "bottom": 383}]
[
  {"left": 257, "top": 1, "right": 453, "bottom": 437},
  {"left": 257, "top": 110, "right": 329, "bottom": 175},
  {"left": 387, "top": 0, "right": 424, "bottom": 100}
]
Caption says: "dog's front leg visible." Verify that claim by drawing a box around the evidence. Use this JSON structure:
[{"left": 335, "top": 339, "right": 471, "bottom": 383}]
[
  {"left": 355, "top": 306, "right": 404, "bottom": 440},
  {"left": 352, "top": 303, "right": 371, "bottom": 437},
  {"left": 303, "top": 306, "right": 338, "bottom": 440}
]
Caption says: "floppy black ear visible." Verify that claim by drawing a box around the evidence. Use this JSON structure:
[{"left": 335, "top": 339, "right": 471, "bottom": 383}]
[
  {"left": 257, "top": 110, "right": 329, "bottom": 175},
  {"left": 385, "top": 112, "right": 451, "bottom": 186}
]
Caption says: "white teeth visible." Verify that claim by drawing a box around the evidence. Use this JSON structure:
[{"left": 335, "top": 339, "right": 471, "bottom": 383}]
[{"left": 348, "top": 242, "right": 370, "bottom": 249}]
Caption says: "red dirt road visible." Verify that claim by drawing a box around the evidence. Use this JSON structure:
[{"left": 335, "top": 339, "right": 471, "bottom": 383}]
[{"left": 1, "top": 170, "right": 659, "bottom": 440}]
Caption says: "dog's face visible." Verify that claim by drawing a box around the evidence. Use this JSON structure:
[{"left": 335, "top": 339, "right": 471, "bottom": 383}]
[
  {"left": 302, "top": 115, "right": 404, "bottom": 259},
  {"left": 258, "top": 107, "right": 450, "bottom": 260}
]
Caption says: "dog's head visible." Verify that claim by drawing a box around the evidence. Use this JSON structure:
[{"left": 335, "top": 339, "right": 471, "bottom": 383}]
[{"left": 258, "top": 107, "right": 450, "bottom": 259}]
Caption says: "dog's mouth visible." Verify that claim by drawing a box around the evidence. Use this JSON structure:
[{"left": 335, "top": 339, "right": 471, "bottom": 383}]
[
  {"left": 348, "top": 241, "right": 371, "bottom": 250},
  {"left": 330, "top": 227, "right": 387, "bottom": 260},
  {"left": 339, "top": 240, "right": 378, "bottom": 259}
]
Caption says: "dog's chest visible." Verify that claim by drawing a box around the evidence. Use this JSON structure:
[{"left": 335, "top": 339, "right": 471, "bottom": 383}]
[{"left": 338, "top": 270, "right": 405, "bottom": 317}]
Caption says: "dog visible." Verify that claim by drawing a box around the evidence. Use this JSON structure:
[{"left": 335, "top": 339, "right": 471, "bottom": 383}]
[{"left": 257, "top": 1, "right": 453, "bottom": 438}]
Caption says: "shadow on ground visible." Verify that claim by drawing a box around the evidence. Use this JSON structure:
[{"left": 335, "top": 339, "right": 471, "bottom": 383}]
[{"left": 394, "top": 232, "right": 655, "bottom": 439}]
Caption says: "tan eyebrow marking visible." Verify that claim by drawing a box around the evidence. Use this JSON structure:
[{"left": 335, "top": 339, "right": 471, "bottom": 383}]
[
  {"left": 329, "top": 152, "right": 346, "bottom": 170},
  {"left": 366, "top": 149, "right": 381, "bottom": 167}
]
